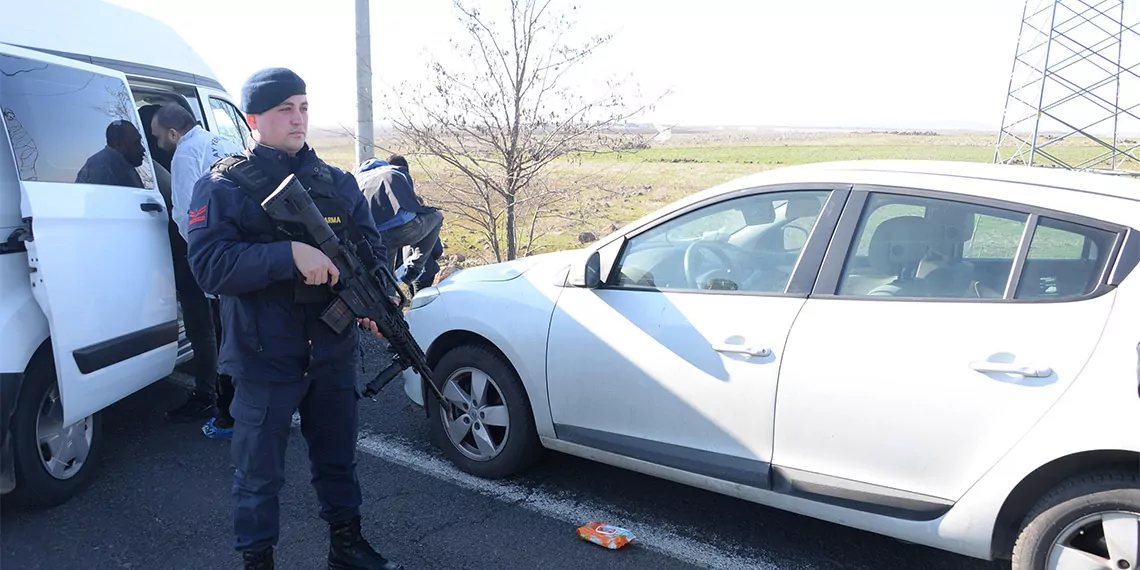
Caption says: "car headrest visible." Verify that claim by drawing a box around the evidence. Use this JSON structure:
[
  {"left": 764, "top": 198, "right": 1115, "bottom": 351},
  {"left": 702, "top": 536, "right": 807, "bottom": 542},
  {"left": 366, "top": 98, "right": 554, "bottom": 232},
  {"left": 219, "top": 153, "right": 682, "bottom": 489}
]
[
  {"left": 926, "top": 203, "right": 976, "bottom": 244},
  {"left": 786, "top": 196, "right": 823, "bottom": 219},
  {"left": 868, "top": 216, "right": 935, "bottom": 275}
]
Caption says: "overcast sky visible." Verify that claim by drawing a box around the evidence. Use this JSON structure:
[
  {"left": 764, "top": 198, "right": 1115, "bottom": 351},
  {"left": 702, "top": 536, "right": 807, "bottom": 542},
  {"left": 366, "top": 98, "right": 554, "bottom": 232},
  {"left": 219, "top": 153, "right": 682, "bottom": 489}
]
[{"left": 102, "top": 0, "right": 1140, "bottom": 134}]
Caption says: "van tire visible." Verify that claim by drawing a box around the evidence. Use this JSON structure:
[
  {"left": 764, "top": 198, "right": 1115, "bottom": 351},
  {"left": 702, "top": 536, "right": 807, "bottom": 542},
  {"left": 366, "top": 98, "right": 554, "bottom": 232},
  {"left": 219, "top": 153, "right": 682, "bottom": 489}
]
[{"left": 6, "top": 348, "right": 102, "bottom": 507}]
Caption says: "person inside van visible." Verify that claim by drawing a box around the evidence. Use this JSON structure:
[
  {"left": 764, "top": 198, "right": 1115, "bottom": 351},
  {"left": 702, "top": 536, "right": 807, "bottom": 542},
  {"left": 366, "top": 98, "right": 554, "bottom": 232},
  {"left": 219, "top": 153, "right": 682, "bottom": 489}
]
[
  {"left": 138, "top": 104, "right": 175, "bottom": 173},
  {"left": 75, "top": 119, "right": 147, "bottom": 188}
]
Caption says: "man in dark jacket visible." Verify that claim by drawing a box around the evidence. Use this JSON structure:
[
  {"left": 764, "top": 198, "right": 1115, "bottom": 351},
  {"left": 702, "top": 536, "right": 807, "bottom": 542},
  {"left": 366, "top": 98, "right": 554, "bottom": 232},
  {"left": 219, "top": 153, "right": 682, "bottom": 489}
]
[
  {"left": 75, "top": 119, "right": 147, "bottom": 187},
  {"left": 355, "top": 155, "right": 443, "bottom": 288},
  {"left": 185, "top": 67, "right": 402, "bottom": 570}
]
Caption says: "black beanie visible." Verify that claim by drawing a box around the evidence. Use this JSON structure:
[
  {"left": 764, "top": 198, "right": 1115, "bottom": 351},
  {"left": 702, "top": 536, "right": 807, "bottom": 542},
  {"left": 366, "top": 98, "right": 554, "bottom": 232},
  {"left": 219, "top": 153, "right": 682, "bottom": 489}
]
[{"left": 241, "top": 67, "right": 307, "bottom": 115}]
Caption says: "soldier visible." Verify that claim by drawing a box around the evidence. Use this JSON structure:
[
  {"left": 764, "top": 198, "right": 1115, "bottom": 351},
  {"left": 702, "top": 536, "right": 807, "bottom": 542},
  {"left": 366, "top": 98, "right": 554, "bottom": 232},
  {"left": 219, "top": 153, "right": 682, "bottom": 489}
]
[{"left": 185, "top": 67, "right": 402, "bottom": 570}]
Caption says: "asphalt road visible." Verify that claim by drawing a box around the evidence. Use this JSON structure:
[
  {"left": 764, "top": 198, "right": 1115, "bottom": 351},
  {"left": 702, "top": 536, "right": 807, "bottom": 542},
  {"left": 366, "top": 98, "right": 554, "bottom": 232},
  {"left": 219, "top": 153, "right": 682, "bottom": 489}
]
[{"left": 1, "top": 337, "right": 1008, "bottom": 570}]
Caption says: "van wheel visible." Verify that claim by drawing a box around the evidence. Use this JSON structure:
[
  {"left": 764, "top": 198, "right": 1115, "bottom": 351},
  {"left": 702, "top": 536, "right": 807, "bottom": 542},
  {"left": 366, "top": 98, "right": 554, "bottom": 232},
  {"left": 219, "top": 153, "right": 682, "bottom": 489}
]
[
  {"left": 1011, "top": 470, "right": 1139, "bottom": 570},
  {"left": 427, "top": 344, "right": 542, "bottom": 479},
  {"left": 6, "top": 351, "right": 101, "bottom": 507}
]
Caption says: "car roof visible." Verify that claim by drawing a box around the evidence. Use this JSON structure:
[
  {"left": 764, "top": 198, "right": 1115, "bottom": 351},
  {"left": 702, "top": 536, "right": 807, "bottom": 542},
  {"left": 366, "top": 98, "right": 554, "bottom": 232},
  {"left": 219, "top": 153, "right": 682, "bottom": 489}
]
[
  {"left": 1, "top": 0, "right": 220, "bottom": 86},
  {"left": 607, "top": 159, "right": 1140, "bottom": 240},
  {"left": 729, "top": 159, "right": 1140, "bottom": 203}
]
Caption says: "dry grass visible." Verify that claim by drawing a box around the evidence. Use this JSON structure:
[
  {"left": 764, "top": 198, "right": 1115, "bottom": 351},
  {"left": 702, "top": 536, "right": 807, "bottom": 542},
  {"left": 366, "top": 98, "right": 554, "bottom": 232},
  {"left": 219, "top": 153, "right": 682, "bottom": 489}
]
[{"left": 305, "top": 128, "right": 1132, "bottom": 265}]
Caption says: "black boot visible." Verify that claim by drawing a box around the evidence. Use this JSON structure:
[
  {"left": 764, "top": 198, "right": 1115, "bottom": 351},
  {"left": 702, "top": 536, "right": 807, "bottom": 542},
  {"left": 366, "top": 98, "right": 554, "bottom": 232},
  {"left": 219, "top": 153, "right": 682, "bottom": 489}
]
[
  {"left": 328, "top": 515, "right": 402, "bottom": 570},
  {"left": 242, "top": 547, "right": 273, "bottom": 570}
]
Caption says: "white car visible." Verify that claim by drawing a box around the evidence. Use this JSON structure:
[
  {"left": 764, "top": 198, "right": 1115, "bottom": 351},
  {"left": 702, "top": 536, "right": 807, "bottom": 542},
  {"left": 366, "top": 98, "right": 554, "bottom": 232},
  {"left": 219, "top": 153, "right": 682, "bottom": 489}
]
[{"left": 401, "top": 159, "right": 1140, "bottom": 569}]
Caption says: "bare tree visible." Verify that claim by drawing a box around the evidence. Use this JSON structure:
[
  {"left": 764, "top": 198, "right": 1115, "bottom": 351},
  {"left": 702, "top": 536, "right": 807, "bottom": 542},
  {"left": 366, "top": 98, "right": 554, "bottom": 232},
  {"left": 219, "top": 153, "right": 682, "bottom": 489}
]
[{"left": 388, "top": 0, "right": 656, "bottom": 262}]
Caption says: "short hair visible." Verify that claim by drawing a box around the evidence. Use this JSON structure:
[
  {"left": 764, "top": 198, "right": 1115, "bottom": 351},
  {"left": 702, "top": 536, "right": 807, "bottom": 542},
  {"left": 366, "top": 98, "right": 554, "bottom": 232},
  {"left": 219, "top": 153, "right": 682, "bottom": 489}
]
[
  {"left": 153, "top": 103, "right": 197, "bottom": 134},
  {"left": 105, "top": 119, "right": 138, "bottom": 146},
  {"left": 387, "top": 154, "right": 408, "bottom": 168}
]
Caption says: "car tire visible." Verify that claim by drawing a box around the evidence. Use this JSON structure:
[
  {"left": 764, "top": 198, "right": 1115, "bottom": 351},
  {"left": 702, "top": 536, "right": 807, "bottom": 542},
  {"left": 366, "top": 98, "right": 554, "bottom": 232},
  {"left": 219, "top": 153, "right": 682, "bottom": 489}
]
[
  {"left": 6, "top": 348, "right": 102, "bottom": 507},
  {"left": 1011, "top": 469, "right": 1140, "bottom": 570},
  {"left": 427, "top": 344, "right": 542, "bottom": 479}
]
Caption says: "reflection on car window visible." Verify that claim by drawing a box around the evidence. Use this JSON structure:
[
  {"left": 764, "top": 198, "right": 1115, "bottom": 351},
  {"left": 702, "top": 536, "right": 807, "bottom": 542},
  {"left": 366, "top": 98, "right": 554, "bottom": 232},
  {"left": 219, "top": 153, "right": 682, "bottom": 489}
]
[
  {"left": 838, "top": 193, "right": 1028, "bottom": 299},
  {"left": 0, "top": 53, "right": 154, "bottom": 188},
  {"left": 612, "top": 190, "right": 831, "bottom": 293},
  {"left": 1015, "top": 217, "right": 1115, "bottom": 300},
  {"left": 209, "top": 98, "right": 250, "bottom": 149}
]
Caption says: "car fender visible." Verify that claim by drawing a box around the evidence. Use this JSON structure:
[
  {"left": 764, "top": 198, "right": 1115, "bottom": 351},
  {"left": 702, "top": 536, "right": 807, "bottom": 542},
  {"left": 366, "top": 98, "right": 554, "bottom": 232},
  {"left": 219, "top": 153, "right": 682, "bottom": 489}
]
[{"left": 410, "top": 271, "right": 566, "bottom": 439}]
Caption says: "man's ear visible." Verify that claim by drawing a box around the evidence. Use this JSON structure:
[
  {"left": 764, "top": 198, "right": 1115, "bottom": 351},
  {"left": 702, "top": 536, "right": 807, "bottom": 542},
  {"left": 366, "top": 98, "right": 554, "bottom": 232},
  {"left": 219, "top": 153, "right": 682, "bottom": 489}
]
[{"left": 245, "top": 113, "right": 258, "bottom": 131}]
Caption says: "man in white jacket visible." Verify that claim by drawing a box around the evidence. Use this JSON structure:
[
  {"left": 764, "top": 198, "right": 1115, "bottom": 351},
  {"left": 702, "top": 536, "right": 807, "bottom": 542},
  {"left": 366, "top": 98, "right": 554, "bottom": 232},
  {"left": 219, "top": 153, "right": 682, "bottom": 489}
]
[{"left": 151, "top": 103, "right": 243, "bottom": 438}]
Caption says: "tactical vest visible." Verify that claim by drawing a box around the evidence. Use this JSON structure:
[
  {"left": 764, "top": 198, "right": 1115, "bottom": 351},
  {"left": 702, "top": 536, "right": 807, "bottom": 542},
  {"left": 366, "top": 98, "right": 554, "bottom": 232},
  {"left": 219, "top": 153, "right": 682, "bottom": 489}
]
[{"left": 212, "top": 154, "right": 380, "bottom": 304}]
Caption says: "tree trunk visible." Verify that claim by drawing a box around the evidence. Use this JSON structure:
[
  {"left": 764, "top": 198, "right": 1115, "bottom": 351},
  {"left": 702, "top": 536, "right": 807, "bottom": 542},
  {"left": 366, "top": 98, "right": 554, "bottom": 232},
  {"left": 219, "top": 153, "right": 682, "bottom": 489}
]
[{"left": 505, "top": 192, "right": 518, "bottom": 260}]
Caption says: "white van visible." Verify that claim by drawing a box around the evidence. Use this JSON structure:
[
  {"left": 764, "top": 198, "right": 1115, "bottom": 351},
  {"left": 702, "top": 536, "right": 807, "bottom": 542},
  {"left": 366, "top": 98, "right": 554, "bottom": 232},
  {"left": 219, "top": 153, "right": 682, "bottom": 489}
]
[{"left": 0, "top": 1, "right": 252, "bottom": 506}]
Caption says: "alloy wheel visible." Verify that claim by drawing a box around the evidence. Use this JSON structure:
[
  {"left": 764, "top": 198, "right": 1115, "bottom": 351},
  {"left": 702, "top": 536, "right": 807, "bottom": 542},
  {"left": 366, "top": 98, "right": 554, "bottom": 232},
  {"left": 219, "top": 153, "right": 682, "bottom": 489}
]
[
  {"left": 1047, "top": 510, "right": 1139, "bottom": 570},
  {"left": 438, "top": 366, "right": 511, "bottom": 462}
]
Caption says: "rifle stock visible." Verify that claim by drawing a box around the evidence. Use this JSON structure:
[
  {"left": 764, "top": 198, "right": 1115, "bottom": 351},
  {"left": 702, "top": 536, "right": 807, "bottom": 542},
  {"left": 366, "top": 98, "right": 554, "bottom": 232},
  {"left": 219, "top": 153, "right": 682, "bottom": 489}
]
[{"left": 261, "top": 174, "right": 450, "bottom": 411}]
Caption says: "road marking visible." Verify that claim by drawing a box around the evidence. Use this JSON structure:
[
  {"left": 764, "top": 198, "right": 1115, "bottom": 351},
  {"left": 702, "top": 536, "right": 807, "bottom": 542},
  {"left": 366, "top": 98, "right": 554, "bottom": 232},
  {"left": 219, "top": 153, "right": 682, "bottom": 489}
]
[
  {"left": 354, "top": 432, "right": 796, "bottom": 570},
  {"left": 168, "top": 374, "right": 794, "bottom": 568}
]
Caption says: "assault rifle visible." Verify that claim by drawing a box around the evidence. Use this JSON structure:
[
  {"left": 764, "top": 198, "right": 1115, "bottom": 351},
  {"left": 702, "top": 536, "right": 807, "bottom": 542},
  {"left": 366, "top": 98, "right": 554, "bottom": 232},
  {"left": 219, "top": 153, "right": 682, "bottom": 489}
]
[{"left": 260, "top": 173, "right": 449, "bottom": 413}]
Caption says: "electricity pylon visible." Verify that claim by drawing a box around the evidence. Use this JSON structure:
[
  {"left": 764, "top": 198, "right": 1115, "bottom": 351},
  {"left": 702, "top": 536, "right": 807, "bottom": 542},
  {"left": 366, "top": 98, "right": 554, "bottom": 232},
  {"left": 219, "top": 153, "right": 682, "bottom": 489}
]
[{"left": 994, "top": 0, "right": 1140, "bottom": 171}]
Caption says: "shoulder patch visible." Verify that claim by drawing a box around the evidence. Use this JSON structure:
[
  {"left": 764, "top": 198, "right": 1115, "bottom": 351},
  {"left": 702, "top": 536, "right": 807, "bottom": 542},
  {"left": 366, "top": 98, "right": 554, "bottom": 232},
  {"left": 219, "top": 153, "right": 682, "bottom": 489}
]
[{"left": 188, "top": 203, "right": 209, "bottom": 231}]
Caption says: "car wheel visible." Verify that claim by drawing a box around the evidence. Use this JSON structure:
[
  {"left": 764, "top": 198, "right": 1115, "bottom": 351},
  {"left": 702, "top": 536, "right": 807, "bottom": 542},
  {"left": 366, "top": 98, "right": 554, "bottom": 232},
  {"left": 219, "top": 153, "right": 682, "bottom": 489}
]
[
  {"left": 6, "top": 350, "right": 102, "bottom": 507},
  {"left": 427, "top": 344, "right": 542, "bottom": 479},
  {"left": 1011, "top": 470, "right": 1139, "bottom": 570}
]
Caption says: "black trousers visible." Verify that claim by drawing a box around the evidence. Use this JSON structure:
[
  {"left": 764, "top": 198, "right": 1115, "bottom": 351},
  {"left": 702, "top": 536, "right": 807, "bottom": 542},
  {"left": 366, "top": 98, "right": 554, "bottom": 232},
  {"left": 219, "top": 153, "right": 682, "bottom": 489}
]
[
  {"left": 173, "top": 253, "right": 217, "bottom": 398},
  {"left": 210, "top": 296, "right": 235, "bottom": 424}
]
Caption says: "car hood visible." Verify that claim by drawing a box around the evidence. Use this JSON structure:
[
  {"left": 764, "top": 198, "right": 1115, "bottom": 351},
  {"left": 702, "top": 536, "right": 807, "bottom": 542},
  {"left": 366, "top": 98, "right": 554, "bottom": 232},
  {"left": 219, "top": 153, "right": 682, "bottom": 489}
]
[{"left": 442, "top": 250, "right": 584, "bottom": 285}]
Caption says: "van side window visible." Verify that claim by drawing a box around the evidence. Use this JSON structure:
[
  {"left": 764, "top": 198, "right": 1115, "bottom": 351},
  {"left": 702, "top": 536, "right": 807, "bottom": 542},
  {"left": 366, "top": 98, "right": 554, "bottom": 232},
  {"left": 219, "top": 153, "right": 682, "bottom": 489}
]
[
  {"left": 209, "top": 98, "right": 251, "bottom": 149},
  {"left": 0, "top": 54, "right": 154, "bottom": 188}
]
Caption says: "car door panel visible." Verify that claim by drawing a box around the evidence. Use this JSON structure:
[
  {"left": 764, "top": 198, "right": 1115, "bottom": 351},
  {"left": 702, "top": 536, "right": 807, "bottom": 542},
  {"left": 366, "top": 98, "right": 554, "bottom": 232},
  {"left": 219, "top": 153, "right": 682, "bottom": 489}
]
[
  {"left": 546, "top": 187, "right": 844, "bottom": 488},
  {"left": 547, "top": 288, "right": 805, "bottom": 487},
  {"left": 0, "top": 45, "right": 178, "bottom": 427}
]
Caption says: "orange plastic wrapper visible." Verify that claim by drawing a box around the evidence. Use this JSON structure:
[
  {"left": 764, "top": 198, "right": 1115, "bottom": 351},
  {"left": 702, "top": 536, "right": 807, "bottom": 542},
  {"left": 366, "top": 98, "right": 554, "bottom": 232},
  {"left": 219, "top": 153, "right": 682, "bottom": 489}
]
[{"left": 576, "top": 521, "right": 636, "bottom": 550}]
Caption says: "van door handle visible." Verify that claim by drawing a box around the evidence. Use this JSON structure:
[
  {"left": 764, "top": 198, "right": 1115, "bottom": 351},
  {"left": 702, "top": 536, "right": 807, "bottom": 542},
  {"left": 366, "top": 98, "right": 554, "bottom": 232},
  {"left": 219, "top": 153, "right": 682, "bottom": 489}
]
[
  {"left": 969, "top": 361, "right": 1053, "bottom": 378},
  {"left": 713, "top": 344, "right": 772, "bottom": 359},
  {"left": 140, "top": 201, "right": 163, "bottom": 213}
]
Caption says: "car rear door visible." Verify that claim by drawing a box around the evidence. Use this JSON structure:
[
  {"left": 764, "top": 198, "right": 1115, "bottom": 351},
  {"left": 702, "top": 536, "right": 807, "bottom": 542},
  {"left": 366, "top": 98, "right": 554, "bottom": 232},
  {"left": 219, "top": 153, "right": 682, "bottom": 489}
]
[
  {"left": 0, "top": 44, "right": 178, "bottom": 427},
  {"left": 771, "top": 185, "right": 1127, "bottom": 514}
]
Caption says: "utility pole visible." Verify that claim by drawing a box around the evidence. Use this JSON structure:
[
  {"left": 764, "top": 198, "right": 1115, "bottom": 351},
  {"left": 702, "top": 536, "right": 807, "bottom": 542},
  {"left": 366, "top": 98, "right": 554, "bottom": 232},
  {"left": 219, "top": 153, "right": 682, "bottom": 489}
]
[{"left": 355, "top": 0, "right": 374, "bottom": 166}]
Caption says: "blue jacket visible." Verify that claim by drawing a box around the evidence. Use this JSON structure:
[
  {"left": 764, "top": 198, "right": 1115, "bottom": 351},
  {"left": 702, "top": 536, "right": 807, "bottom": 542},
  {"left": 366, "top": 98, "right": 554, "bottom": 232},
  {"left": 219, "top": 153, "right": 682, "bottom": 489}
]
[
  {"left": 186, "top": 143, "right": 388, "bottom": 381},
  {"left": 357, "top": 164, "right": 433, "bottom": 230}
]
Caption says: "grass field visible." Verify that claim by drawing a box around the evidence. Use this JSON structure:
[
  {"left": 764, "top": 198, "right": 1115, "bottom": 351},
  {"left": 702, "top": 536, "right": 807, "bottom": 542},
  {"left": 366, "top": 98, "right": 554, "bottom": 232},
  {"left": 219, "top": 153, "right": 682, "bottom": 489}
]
[{"left": 307, "top": 129, "right": 1128, "bottom": 267}]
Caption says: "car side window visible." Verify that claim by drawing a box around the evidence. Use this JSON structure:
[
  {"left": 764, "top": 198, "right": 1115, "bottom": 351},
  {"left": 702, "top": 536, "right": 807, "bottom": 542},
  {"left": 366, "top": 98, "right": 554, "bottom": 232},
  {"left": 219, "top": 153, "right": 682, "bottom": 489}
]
[
  {"left": 1015, "top": 217, "right": 1116, "bottom": 300},
  {"left": 838, "top": 193, "right": 1029, "bottom": 299},
  {"left": 209, "top": 97, "right": 251, "bottom": 149},
  {"left": 611, "top": 190, "right": 831, "bottom": 293},
  {"left": 0, "top": 53, "right": 155, "bottom": 188}
]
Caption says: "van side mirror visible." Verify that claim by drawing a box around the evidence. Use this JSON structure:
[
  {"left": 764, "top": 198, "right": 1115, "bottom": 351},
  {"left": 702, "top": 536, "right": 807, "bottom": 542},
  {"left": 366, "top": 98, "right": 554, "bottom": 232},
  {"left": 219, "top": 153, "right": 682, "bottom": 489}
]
[{"left": 567, "top": 251, "right": 602, "bottom": 288}]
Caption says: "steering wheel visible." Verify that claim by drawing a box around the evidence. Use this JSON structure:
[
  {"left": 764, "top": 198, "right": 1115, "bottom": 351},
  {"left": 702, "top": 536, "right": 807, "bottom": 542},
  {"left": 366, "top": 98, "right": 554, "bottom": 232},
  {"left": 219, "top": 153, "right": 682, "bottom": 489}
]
[{"left": 683, "top": 241, "right": 740, "bottom": 289}]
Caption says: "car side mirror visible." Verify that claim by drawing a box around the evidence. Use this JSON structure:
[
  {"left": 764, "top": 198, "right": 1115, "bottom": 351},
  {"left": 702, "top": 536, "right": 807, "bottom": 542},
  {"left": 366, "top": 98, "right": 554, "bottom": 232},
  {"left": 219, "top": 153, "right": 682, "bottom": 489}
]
[{"left": 567, "top": 251, "right": 602, "bottom": 288}]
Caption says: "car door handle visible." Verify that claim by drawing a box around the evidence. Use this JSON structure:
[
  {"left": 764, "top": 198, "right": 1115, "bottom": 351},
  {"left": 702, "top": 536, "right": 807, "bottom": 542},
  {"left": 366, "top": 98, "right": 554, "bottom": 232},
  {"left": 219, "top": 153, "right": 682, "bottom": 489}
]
[
  {"left": 969, "top": 361, "right": 1053, "bottom": 378},
  {"left": 140, "top": 201, "right": 164, "bottom": 213},
  {"left": 713, "top": 344, "right": 772, "bottom": 358}
]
